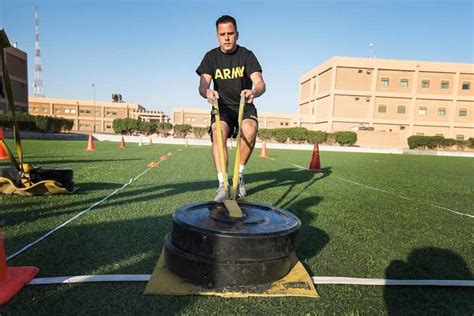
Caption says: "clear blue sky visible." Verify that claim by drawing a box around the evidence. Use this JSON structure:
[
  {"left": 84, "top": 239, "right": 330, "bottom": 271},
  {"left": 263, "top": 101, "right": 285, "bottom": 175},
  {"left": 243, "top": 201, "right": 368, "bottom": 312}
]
[{"left": 1, "top": 0, "right": 472, "bottom": 115}]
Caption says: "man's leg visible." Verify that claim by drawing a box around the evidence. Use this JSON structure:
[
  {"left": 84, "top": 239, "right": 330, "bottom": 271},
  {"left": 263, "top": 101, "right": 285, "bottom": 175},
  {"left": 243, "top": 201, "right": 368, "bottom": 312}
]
[
  {"left": 237, "top": 118, "right": 258, "bottom": 198},
  {"left": 240, "top": 118, "right": 258, "bottom": 165},
  {"left": 211, "top": 120, "right": 230, "bottom": 201}
]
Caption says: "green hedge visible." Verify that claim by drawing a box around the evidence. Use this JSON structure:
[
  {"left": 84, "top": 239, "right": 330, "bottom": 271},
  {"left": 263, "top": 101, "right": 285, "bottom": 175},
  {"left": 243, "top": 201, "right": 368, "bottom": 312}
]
[
  {"left": 192, "top": 126, "right": 208, "bottom": 139},
  {"left": 0, "top": 112, "right": 73, "bottom": 133},
  {"left": 287, "top": 127, "right": 308, "bottom": 143},
  {"left": 258, "top": 128, "right": 273, "bottom": 141},
  {"left": 334, "top": 131, "right": 357, "bottom": 146},
  {"left": 306, "top": 131, "right": 327, "bottom": 144},
  {"left": 174, "top": 124, "right": 192, "bottom": 138},
  {"left": 156, "top": 122, "right": 173, "bottom": 137},
  {"left": 113, "top": 118, "right": 140, "bottom": 135},
  {"left": 255, "top": 127, "right": 355, "bottom": 146},
  {"left": 407, "top": 135, "right": 473, "bottom": 150}
]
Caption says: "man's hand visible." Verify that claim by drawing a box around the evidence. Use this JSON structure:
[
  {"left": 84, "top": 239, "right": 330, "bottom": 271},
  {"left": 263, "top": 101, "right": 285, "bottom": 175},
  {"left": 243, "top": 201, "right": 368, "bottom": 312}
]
[
  {"left": 206, "top": 89, "right": 220, "bottom": 104},
  {"left": 241, "top": 89, "right": 255, "bottom": 104}
]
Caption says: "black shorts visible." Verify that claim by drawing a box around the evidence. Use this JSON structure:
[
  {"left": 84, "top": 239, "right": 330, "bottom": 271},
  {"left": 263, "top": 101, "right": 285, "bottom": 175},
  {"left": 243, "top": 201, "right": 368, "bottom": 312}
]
[{"left": 209, "top": 105, "right": 258, "bottom": 141}]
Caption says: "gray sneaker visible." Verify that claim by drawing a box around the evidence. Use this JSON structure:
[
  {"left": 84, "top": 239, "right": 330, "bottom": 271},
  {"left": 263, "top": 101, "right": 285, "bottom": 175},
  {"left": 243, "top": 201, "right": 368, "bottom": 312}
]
[
  {"left": 214, "top": 184, "right": 230, "bottom": 202},
  {"left": 238, "top": 177, "right": 246, "bottom": 199}
]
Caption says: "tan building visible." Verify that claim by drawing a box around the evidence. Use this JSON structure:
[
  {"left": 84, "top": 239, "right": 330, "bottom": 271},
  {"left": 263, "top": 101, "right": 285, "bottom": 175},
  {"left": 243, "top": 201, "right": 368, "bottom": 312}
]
[
  {"left": 29, "top": 96, "right": 169, "bottom": 133},
  {"left": 299, "top": 56, "right": 474, "bottom": 147},
  {"left": 0, "top": 45, "right": 28, "bottom": 114},
  {"left": 173, "top": 107, "right": 297, "bottom": 130}
]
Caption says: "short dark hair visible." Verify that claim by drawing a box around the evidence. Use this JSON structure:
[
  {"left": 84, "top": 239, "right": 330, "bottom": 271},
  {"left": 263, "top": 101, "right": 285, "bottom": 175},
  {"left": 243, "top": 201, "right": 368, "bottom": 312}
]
[{"left": 216, "top": 15, "right": 237, "bottom": 30}]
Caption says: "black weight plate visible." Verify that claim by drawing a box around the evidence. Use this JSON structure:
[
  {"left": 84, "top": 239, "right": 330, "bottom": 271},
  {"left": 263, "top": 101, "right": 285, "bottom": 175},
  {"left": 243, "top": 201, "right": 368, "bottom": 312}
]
[
  {"left": 32, "top": 167, "right": 74, "bottom": 183},
  {"left": 170, "top": 201, "right": 301, "bottom": 261},
  {"left": 163, "top": 234, "right": 299, "bottom": 288}
]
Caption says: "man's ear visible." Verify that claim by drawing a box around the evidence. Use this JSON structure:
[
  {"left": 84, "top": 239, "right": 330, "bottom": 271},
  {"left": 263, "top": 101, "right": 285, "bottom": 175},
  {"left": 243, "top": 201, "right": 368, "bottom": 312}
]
[{"left": 236, "top": 31, "right": 239, "bottom": 41}]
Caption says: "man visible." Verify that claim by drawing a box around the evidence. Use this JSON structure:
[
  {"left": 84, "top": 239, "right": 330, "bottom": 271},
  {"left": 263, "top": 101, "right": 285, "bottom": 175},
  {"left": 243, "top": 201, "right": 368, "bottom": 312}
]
[{"left": 196, "top": 15, "right": 266, "bottom": 202}]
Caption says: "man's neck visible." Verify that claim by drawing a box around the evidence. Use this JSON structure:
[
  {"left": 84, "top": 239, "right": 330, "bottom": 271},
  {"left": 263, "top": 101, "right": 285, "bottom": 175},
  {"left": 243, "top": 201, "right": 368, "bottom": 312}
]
[{"left": 220, "top": 45, "right": 238, "bottom": 54}]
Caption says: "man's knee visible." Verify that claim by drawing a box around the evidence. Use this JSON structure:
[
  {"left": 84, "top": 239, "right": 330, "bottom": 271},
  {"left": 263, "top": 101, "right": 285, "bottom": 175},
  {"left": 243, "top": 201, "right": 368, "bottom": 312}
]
[
  {"left": 212, "top": 122, "right": 230, "bottom": 141},
  {"left": 241, "top": 119, "right": 257, "bottom": 135}
]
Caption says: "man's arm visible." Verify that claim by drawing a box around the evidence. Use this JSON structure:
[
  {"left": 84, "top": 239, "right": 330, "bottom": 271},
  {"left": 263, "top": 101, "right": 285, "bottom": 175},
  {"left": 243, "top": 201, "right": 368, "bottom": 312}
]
[
  {"left": 242, "top": 72, "right": 266, "bottom": 103},
  {"left": 198, "top": 74, "right": 219, "bottom": 104}
]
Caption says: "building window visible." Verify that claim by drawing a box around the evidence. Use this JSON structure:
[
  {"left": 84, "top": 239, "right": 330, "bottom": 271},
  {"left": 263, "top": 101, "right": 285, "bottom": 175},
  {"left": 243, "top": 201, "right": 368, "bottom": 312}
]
[
  {"left": 441, "top": 81, "right": 449, "bottom": 89},
  {"left": 421, "top": 80, "right": 430, "bottom": 88},
  {"left": 311, "top": 107, "right": 315, "bottom": 115},
  {"left": 397, "top": 105, "right": 406, "bottom": 114},
  {"left": 106, "top": 125, "right": 112, "bottom": 129},
  {"left": 458, "top": 109, "right": 467, "bottom": 117},
  {"left": 418, "top": 106, "right": 427, "bottom": 116},
  {"left": 280, "top": 122, "right": 284, "bottom": 126},
  {"left": 437, "top": 108, "right": 446, "bottom": 116},
  {"left": 285, "top": 122, "right": 289, "bottom": 126},
  {"left": 378, "top": 104, "right": 387, "bottom": 113},
  {"left": 381, "top": 78, "right": 389, "bottom": 87},
  {"left": 400, "top": 79, "right": 409, "bottom": 88},
  {"left": 312, "top": 81, "right": 317, "bottom": 95},
  {"left": 462, "top": 82, "right": 471, "bottom": 90},
  {"left": 456, "top": 135, "right": 464, "bottom": 140}
]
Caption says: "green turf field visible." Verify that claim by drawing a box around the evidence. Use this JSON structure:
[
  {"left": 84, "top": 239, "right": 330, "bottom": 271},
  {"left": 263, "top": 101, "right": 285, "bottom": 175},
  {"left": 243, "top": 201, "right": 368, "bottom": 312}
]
[{"left": 1, "top": 140, "right": 473, "bottom": 314}]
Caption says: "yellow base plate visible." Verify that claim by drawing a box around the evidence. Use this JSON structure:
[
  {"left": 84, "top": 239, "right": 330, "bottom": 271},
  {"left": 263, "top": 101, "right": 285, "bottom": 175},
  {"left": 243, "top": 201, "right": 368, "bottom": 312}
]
[{"left": 144, "top": 249, "right": 318, "bottom": 298}]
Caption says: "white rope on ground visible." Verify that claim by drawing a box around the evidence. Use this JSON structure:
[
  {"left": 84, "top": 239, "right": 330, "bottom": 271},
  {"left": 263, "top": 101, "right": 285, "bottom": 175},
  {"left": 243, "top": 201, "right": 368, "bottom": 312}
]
[
  {"left": 7, "top": 163, "right": 163, "bottom": 261},
  {"left": 311, "top": 276, "right": 474, "bottom": 287},
  {"left": 29, "top": 274, "right": 151, "bottom": 285},
  {"left": 335, "top": 176, "right": 474, "bottom": 219},
  {"left": 27, "top": 274, "right": 474, "bottom": 287}
]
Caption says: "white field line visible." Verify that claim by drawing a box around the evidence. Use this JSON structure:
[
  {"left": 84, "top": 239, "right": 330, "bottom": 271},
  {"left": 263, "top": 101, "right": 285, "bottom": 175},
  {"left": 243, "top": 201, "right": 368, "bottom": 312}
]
[
  {"left": 27, "top": 274, "right": 474, "bottom": 287},
  {"left": 292, "top": 164, "right": 306, "bottom": 169},
  {"left": 271, "top": 157, "right": 473, "bottom": 219},
  {"left": 6, "top": 163, "right": 162, "bottom": 261},
  {"left": 335, "top": 176, "right": 473, "bottom": 219}
]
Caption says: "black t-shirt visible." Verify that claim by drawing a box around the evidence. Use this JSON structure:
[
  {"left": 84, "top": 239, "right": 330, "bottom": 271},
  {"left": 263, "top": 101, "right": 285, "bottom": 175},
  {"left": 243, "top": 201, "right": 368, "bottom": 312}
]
[{"left": 196, "top": 45, "right": 262, "bottom": 108}]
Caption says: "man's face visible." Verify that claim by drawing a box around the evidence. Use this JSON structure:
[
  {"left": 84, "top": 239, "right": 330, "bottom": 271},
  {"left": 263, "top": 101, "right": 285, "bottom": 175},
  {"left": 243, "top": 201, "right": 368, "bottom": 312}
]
[{"left": 216, "top": 22, "right": 238, "bottom": 53}]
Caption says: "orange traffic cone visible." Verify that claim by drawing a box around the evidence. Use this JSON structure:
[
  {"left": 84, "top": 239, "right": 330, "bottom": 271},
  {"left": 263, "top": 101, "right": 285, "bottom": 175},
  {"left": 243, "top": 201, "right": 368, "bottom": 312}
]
[
  {"left": 259, "top": 141, "right": 268, "bottom": 158},
  {"left": 0, "top": 218, "right": 39, "bottom": 305},
  {"left": 119, "top": 136, "right": 125, "bottom": 149},
  {"left": 85, "top": 133, "right": 95, "bottom": 152},
  {"left": 0, "top": 129, "right": 7, "bottom": 160},
  {"left": 308, "top": 144, "right": 321, "bottom": 172}
]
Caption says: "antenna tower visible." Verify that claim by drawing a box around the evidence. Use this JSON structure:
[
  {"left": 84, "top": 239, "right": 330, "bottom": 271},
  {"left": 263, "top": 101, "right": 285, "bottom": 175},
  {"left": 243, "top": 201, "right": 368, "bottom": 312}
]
[{"left": 33, "top": 6, "right": 44, "bottom": 97}]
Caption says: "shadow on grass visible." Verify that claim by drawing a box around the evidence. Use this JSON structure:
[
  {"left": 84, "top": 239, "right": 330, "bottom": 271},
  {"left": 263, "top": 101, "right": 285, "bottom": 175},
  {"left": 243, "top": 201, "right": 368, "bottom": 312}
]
[
  {"left": 23, "top": 158, "right": 143, "bottom": 165},
  {"left": 284, "top": 196, "right": 330, "bottom": 274},
  {"left": 246, "top": 167, "right": 332, "bottom": 204},
  {"left": 5, "top": 166, "right": 333, "bottom": 227},
  {"left": 384, "top": 247, "right": 472, "bottom": 315},
  {"left": 3, "top": 215, "right": 196, "bottom": 314}
]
